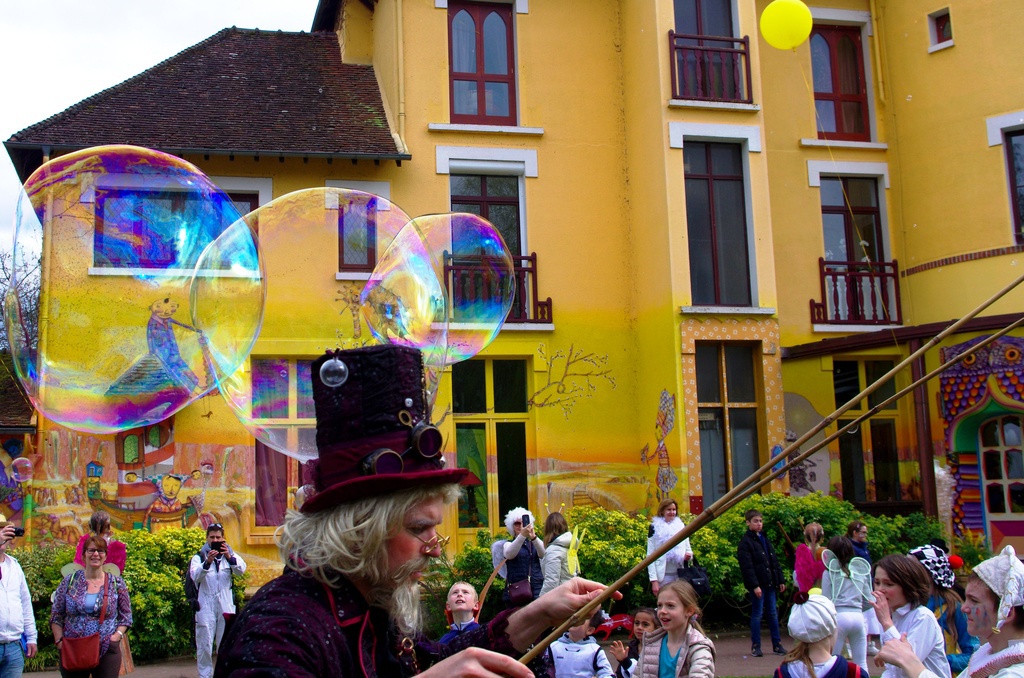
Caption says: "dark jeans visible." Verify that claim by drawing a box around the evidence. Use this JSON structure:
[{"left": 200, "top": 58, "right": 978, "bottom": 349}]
[
  {"left": 59, "top": 639, "right": 121, "bottom": 678},
  {"left": 749, "top": 587, "right": 782, "bottom": 648}
]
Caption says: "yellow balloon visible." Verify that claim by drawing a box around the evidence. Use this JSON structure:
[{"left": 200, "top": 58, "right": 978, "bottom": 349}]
[{"left": 760, "top": 0, "right": 813, "bottom": 50}]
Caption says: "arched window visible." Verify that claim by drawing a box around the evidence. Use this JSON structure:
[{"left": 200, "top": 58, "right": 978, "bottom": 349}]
[
  {"left": 810, "top": 25, "right": 869, "bottom": 141},
  {"left": 448, "top": 2, "right": 517, "bottom": 125}
]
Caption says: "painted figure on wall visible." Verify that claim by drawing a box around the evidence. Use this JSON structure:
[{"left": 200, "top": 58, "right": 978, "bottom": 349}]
[
  {"left": 106, "top": 297, "right": 209, "bottom": 397},
  {"left": 641, "top": 391, "right": 678, "bottom": 501}
]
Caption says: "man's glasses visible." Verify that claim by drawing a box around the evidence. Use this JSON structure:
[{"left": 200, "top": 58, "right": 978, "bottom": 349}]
[{"left": 411, "top": 530, "right": 450, "bottom": 553}]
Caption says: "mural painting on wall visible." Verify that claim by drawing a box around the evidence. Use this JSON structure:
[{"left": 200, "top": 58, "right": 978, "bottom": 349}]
[
  {"left": 24, "top": 416, "right": 253, "bottom": 548},
  {"left": 529, "top": 344, "right": 636, "bottom": 513},
  {"left": 640, "top": 391, "right": 678, "bottom": 503},
  {"left": 781, "top": 393, "right": 831, "bottom": 497},
  {"left": 939, "top": 335, "right": 1024, "bottom": 536},
  {"left": 528, "top": 344, "right": 615, "bottom": 418},
  {"left": 106, "top": 297, "right": 213, "bottom": 399}
]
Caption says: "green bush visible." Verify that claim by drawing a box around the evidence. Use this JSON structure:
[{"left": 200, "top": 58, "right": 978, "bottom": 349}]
[
  {"left": 428, "top": 494, "right": 956, "bottom": 635},
  {"left": 16, "top": 527, "right": 246, "bottom": 670}
]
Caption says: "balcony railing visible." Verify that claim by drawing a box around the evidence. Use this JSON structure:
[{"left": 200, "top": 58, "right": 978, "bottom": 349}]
[
  {"left": 669, "top": 31, "right": 752, "bottom": 104},
  {"left": 810, "top": 258, "right": 903, "bottom": 325},
  {"left": 444, "top": 252, "right": 552, "bottom": 324}
]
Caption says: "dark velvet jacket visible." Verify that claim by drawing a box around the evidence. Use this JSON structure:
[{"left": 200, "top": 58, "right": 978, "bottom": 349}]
[
  {"left": 737, "top": 529, "right": 784, "bottom": 592},
  {"left": 214, "top": 569, "right": 540, "bottom": 677}
]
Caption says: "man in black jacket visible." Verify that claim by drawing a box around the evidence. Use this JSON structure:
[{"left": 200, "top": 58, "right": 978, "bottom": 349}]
[{"left": 736, "top": 509, "right": 787, "bottom": 657}]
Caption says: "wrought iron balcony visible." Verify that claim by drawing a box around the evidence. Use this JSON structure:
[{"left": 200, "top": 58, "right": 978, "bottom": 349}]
[
  {"left": 810, "top": 258, "right": 902, "bottom": 325},
  {"left": 669, "top": 31, "right": 753, "bottom": 104},
  {"left": 444, "top": 252, "right": 552, "bottom": 324}
]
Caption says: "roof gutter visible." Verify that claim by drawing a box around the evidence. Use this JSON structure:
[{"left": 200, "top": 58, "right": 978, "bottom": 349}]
[{"left": 3, "top": 140, "right": 411, "bottom": 163}]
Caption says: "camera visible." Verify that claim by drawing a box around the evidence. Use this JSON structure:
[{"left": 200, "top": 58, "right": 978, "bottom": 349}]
[
  {"left": 212, "top": 541, "right": 226, "bottom": 553},
  {"left": 521, "top": 514, "right": 530, "bottom": 527},
  {"left": 12, "top": 528, "right": 24, "bottom": 537}
]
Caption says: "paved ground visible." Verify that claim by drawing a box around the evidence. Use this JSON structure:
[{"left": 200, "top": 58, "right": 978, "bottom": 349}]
[{"left": 27, "top": 632, "right": 879, "bottom": 676}]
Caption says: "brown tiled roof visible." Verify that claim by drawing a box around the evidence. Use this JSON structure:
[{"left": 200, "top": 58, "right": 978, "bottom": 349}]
[
  {"left": 5, "top": 28, "right": 406, "bottom": 179},
  {"left": 0, "top": 355, "right": 34, "bottom": 431}
]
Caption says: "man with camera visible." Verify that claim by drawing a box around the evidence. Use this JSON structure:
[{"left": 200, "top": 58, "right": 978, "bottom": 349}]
[
  {"left": 190, "top": 523, "right": 246, "bottom": 678},
  {"left": 0, "top": 521, "right": 36, "bottom": 676}
]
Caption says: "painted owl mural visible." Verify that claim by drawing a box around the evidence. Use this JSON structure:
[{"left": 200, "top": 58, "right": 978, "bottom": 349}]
[
  {"left": 941, "top": 335, "right": 1024, "bottom": 543},
  {"left": 940, "top": 335, "right": 1024, "bottom": 435}
]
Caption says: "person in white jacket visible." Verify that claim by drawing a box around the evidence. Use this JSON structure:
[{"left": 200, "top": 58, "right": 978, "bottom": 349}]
[
  {"left": 870, "top": 554, "right": 949, "bottom": 678},
  {"left": 547, "top": 608, "right": 614, "bottom": 677},
  {"left": 541, "top": 512, "right": 578, "bottom": 596},
  {"left": 647, "top": 498, "right": 692, "bottom": 595},
  {"left": 190, "top": 523, "right": 246, "bottom": 678},
  {"left": 876, "top": 545, "right": 1024, "bottom": 678},
  {"left": 0, "top": 522, "right": 36, "bottom": 675}
]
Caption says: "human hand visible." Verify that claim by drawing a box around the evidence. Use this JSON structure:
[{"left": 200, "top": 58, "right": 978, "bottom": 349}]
[
  {"left": 683, "top": 553, "right": 692, "bottom": 561},
  {"left": 26, "top": 643, "right": 36, "bottom": 658},
  {"left": 418, "top": 647, "right": 532, "bottom": 678},
  {"left": 0, "top": 524, "right": 15, "bottom": 543},
  {"left": 651, "top": 581, "right": 660, "bottom": 595},
  {"left": 205, "top": 549, "right": 219, "bottom": 564},
  {"left": 875, "top": 634, "right": 926, "bottom": 676},
  {"left": 779, "top": 583, "right": 786, "bottom": 593},
  {"left": 870, "top": 591, "right": 892, "bottom": 628},
  {"left": 523, "top": 525, "right": 536, "bottom": 541},
  {"left": 754, "top": 586, "right": 762, "bottom": 598},
  {"left": 610, "top": 640, "right": 628, "bottom": 662}
]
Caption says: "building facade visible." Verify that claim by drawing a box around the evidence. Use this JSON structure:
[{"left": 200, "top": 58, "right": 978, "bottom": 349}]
[{"left": 3, "top": 0, "right": 1024, "bottom": 566}]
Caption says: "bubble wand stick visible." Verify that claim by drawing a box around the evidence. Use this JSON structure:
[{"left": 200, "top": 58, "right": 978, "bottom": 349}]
[{"left": 519, "top": 271, "right": 1024, "bottom": 665}]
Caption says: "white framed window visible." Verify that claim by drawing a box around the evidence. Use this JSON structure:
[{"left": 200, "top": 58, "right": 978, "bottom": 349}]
[{"left": 927, "top": 8, "right": 953, "bottom": 52}]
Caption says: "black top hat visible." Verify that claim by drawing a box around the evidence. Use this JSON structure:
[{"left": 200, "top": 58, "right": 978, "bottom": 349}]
[{"left": 301, "top": 345, "right": 469, "bottom": 513}]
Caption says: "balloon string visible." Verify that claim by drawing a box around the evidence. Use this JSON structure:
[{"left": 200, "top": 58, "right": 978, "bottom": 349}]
[{"left": 796, "top": 55, "right": 899, "bottom": 341}]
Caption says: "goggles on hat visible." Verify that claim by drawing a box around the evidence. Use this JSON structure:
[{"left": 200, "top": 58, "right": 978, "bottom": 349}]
[{"left": 359, "top": 419, "right": 444, "bottom": 476}]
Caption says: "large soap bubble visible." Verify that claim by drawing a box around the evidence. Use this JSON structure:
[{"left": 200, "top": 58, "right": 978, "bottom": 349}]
[
  {"left": 213, "top": 188, "right": 412, "bottom": 462},
  {"left": 361, "top": 212, "right": 514, "bottom": 408},
  {"left": 5, "top": 145, "right": 262, "bottom": 434}
]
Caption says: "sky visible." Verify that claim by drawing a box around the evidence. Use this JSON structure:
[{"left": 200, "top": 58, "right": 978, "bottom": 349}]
[{"left": 0, "top": 0, "right": 322, "bottom": 247}]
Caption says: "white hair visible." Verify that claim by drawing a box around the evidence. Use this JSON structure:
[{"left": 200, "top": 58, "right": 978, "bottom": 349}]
[
  {"left": 276, "top": 483, "right": 460, "bottom": 635},
  {"left": 504, "top": 506, "right": 535, "bottom": 536}
]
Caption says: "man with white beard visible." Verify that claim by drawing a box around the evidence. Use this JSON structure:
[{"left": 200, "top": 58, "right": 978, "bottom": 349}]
[{"left": 216, "top": 345, "right": 612, "bottom": 677}]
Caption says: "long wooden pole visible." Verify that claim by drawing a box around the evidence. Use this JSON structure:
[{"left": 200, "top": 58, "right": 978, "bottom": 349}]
[{"left": 518, "top": 272, "right": 1024, "bottom": 665}]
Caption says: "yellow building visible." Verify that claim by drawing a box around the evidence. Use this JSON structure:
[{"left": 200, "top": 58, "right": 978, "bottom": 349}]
[{"left": 4, "top": 0, "right": 1024, "bottom": 562}]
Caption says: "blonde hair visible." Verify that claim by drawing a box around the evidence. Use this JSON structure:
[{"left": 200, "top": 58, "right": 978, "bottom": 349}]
[
  {"left": 782, "top": 638, "right": 830, "bottom": 677},
  {"left": 277, "top": 484, "right": 460, "bottom": 634},
  {"left": 658, "top": 580, "right": 705, "bottom": 636},
  {"left": 803, "top": 522, "right": 824, "bottom": 548}
]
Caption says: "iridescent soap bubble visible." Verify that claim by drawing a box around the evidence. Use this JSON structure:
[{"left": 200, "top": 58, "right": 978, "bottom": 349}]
[
  {"left": 213, "top": 188, "right": 412, "bottom": 462},
  {"left": 364, "top": 213, "right": 514, "bottom": 361},
  {"left": 361, "top": 218, "right": 448, "bottom": 397},
  {"left": 10, "top": 457, "right": 33, "bottom": 483},
  {"left": 5, "top": 145, "right": 261, "bottom": 434}
]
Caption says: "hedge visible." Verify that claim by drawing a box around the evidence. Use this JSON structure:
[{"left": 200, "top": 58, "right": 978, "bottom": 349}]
[{"left": 15, "top": 527, "right": 245, "bottom": 671}]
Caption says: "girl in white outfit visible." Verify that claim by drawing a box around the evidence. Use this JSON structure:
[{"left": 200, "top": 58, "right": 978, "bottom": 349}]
[
  {"left": 821, "top": 536, "right": 871, "bottom": 675},
  {"left": 647, "top": 498, "right": 692, "bottom": 595},
  {"left": 876, "top": 545, "right": 1024, "bottom": 678},
  {"left": 870, "top": 554, "right": 949, "bottom": 678}
]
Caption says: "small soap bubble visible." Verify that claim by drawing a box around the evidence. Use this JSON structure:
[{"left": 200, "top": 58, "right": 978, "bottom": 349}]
[
  {"left": 319, "top": 357, "right": 349, "bottom": 387},
  {"left": 294, "top": 484, "right": 316, "bottom": 510},
  {"left": 11, "top": 458, "right": 33, "bottom": 483}
]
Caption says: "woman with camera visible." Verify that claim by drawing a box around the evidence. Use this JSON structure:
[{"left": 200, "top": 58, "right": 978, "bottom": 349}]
[
  {"left": 189, "top": 523, "right": 246, "bottom": 678},
  {"left": 51, "top": 536, "right": 132, "bottom": 678},
  {"left": 501, "top": 507, "right": 544, "bottom": 608}
]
